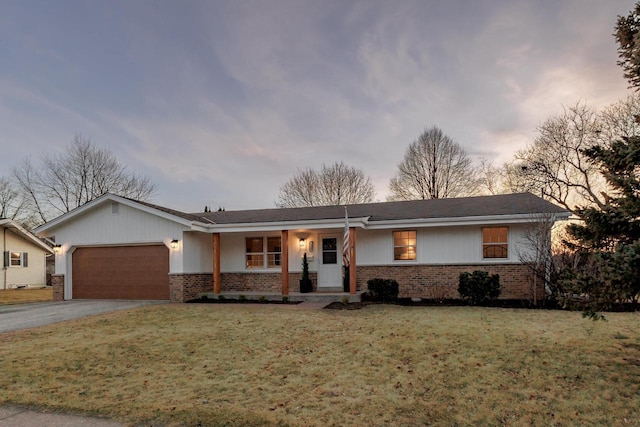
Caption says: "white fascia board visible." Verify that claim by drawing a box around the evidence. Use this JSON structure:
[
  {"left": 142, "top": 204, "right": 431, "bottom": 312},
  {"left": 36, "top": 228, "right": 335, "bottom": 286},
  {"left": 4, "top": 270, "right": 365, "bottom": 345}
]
[
  {"left": 206, "top": 217, "right": 370, "bottom": 233},
  {"left": 365, "top": 212, "right": 571, "bottom": 230},
  {"left": 2, "top": 220, "right": 54, "bottom": 253},
  {"left": 35, "top": 193, "right": 195, "bottom": 234}
]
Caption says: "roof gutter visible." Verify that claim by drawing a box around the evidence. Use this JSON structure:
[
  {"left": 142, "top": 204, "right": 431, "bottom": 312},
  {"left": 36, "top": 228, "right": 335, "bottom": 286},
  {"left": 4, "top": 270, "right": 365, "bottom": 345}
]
[
  {"left": 365, "top": 212, "right": 572, "bottom": 229},
  {"left": 203, "top": 217, "right": 371, "bottom": 233}
]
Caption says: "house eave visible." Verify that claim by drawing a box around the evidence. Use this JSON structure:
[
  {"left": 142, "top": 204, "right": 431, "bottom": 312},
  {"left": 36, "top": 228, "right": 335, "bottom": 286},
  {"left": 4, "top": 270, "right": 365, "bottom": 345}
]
[
  {"left": 365, "top": 212, "right": 571, "bottom": 229},
  {"left": 1, "top": 219, "right": 54, "bottom": 253},
  {"left": 35, "top": 194, "right": 195, "bottom": 235},
  {"left": 204, "top": 217, "right": 370, "bottom": 233}
]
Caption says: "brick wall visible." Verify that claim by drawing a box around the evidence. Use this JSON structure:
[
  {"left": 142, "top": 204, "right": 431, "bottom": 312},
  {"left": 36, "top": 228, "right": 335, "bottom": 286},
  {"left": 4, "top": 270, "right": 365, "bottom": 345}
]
[
  {"left": 169, "top": 273, "right": 212, "bottom": 303},
  {"left": 219, "top": 272, "right": 319, "bottom": 293},
  {"left": 356, "top": 264, "right": 542, "bottom": 301},
  {"left": 220, "top": 272, "right": 281, "bottom": 292},
  {"left": 288, "top": 272, "right": 319, "bottom": 292},
  {"left": 52, "top": 274, "right": 64, "bottom": 301}
]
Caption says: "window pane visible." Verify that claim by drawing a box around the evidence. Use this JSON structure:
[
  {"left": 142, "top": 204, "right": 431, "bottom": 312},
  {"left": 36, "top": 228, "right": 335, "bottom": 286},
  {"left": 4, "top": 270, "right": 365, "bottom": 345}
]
[
  {"left": 10, "top": 252, "right": 21, "bottom": 267},
  {"left": 323, "top": 238, "right": 337, "bottom": 251},
  {"left": 323, "top": 251, "right": 337, "bottom": 264},
  {"left": 246, "top": 254, "right": 264, "bottom": 268},
  {"left": 393, "top": 231, "right": 417, "bottom": 261},
  {"left": 483, "top": 244, "right": 508, "bottom": 259},
  {"left": 267, "top": 253, "right": 281, "bottom": 268},
  {"left": 267, "top": 237, "right": 281, "bottom": 252},
  {"left": 246, "top": 238, "right": 263, "bottom": 253},
  {"left": 483, "top": 227, "right": 508, "bottom": 244}
]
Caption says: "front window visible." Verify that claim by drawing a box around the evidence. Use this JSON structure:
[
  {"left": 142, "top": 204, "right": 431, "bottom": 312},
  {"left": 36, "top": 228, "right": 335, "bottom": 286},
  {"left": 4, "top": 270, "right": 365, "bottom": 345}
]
[
  {"left": 246, "top": 237, "right": 281, "bottom": 269},
  {"left": 482, "top": 227, "right": 508, "bottom": 259},
  {"left": 393, "top": 230, "right": 417, "bottom": 261}
]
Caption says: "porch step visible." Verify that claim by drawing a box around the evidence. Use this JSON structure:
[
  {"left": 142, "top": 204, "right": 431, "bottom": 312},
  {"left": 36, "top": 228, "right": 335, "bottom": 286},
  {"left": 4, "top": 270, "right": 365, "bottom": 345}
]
[{"left": 200, "top": 291, "right": 362, "bottom": 303}]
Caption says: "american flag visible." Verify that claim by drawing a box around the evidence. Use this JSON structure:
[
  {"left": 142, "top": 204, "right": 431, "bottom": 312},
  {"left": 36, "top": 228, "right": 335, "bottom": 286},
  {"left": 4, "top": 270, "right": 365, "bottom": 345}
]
[{"left": 343, "top": 207, "right": 350, "bottom": 267}]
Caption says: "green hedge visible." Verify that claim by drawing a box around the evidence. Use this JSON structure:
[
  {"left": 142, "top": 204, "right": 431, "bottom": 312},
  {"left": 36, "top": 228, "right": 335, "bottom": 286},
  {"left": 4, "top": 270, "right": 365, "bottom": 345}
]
[{"left": 458, "top": 271, "right": 500, "bottom": 305}]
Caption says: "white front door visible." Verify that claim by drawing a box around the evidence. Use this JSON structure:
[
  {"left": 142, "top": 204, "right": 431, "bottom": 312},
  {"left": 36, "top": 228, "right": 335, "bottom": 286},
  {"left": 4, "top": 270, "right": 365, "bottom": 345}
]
[{"left": 317, "top": 235, "right": 342, "bottom": 288}]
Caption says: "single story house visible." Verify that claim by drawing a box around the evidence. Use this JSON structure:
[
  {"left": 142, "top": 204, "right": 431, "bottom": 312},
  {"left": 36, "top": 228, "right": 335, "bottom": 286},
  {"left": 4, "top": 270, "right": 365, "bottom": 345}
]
[
  {"left": 34, "top": 192, "right": 570, "bottom": 303},
  {"left": 1, "top": 219, "right": 53, "bottom": 289}
]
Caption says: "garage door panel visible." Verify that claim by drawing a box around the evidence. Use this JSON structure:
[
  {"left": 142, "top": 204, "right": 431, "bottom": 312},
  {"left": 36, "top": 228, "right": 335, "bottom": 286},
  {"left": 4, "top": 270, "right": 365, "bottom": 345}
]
[{"left": 72, "top": 245, "right": 169, "bottom": 300}]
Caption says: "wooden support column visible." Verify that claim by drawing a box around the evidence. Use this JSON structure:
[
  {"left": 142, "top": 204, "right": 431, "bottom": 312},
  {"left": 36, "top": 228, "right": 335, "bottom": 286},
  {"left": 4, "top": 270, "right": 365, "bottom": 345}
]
[
  {"left": 212, "top": 233, "right": 221, "bottom": 294},
  {"left": 281, "top": 230, "right": 289, "bottom": 296},
  {"left": 349, "top": 227, "right": 357, "bottom": 295}
]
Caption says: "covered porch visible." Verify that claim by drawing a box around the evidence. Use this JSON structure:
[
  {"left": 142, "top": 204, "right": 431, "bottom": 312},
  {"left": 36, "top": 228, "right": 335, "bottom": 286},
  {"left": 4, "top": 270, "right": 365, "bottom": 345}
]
[{"left": 210, "top": 225, "right": 360, "bottom": 298}]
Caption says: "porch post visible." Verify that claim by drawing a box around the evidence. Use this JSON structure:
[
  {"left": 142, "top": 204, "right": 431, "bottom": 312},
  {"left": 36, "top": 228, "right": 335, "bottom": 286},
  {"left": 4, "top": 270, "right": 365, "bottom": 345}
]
[
  {"left": 281, "top": 230, "right": 289, "bottom": 296},
  {"left": 212, "top": 233, "right": 221, "bottom": 294},
  {"left": 349, "top": 227, "right": 356, "bottom": 295}
]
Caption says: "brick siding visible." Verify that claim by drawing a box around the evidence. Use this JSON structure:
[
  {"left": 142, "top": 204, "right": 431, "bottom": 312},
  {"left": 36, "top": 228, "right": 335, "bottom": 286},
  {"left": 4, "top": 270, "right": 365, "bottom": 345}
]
[
  {"left": 220, "top": 272, "right": 318, "bottom": 293},
  {"left": 169, "top": 264, "right": 540, "bottom": 302},
  {"left": 356, "top": 264, "right": 542, "bottom": 301},
  {"left": 52, "top": 274, "right": 64, "bottom": 301},
  {"left": 169, "top": 273, "right": 212, "bottom": 303}
]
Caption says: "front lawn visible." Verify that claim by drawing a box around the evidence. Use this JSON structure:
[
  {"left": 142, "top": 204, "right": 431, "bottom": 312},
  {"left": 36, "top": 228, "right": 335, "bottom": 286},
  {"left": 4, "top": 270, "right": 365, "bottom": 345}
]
[
  {"left": 1, "top": 304, "right": 639, "bottom": 426},
  {"left": 0, "top": 288, "right": 53, "bottom": 305}
]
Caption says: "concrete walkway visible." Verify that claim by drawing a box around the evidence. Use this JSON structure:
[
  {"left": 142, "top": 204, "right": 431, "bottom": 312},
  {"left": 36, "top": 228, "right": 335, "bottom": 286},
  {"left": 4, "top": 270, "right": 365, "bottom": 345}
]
[{"left": 0, "top": 406, "right": 122, "bottom": 427}]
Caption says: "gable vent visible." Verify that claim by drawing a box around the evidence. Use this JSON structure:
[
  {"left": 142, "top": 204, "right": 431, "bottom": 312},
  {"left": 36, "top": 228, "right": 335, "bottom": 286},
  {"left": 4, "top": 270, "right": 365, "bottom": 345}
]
[{"left": 111, "top": 202, "right": 120, "bottom": 214}]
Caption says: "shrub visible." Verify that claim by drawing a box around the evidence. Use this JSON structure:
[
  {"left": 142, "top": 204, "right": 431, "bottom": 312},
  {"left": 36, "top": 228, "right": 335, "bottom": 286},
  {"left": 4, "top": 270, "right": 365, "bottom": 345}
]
[
  {"left": 367, "top": 278, "right": 399, "bottom": 302},
  {"left": 257, "top": 295, "right": 266, "bottom": 303},
  {"left": 458, "top": 271, "right": 500, "bottom": 305},
  {"left": 238, "top": 294, "right": 247, "bottom": 302},
  {"left": 217, "top": 295, "right": 226, "bottom": 301}
]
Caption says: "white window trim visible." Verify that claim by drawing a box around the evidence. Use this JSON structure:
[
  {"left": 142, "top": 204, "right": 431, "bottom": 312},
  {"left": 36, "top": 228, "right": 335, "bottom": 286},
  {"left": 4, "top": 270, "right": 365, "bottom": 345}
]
[
  {"left": 246, "top": 236, "right": 282, "bottom": 270},
  {"left": 481, "top": 226, "right": 509, "bottom": 260},
  {"left": 9, "top": 251, "right": 27, "bottom": 268},
  {"left": 392, "top": 230, "right": 417, "bottom": 262}
]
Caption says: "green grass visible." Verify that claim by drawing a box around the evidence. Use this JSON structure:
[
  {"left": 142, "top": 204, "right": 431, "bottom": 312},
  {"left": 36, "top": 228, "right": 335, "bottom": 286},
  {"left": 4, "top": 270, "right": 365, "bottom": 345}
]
[
  {"left": 1, "top": 304, "right": 639, "bottom": 426},
  {"left": 0, "top": 288, "right": 52, "bottom": 305}
]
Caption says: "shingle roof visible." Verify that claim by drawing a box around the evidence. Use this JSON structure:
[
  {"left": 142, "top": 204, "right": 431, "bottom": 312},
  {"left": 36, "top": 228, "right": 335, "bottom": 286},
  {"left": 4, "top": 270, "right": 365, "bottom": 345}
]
[
  {"left": 122, "top": 197, "right": 205, "bottom": 222},
  {"left": 190, "top": 193, "right": 569, "bottom": 225}
]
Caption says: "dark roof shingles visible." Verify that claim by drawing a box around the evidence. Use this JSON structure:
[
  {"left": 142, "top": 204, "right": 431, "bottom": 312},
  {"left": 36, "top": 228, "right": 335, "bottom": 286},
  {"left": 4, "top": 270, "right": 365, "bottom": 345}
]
[{"left": 189, "top": 193, "right": 568, "bottom": 225}]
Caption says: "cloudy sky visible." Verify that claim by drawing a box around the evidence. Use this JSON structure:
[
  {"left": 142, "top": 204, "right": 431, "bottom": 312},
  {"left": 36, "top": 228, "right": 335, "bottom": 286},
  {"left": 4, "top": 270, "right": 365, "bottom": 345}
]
[{"left": 0, "top": 0, "right": 634, "bottom": 212}]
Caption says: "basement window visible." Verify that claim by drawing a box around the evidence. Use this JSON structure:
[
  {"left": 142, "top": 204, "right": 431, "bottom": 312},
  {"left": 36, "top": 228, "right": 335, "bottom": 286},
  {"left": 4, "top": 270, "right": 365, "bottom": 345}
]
[{"left": 482, "top": 227, "right": 508, "bottom": 259}]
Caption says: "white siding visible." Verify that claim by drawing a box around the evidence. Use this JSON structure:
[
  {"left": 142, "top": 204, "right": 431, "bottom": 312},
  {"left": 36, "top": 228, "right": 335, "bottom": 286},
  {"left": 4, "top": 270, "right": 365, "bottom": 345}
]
[
  {"left": 44, "top": 201, "right": 189, "bottom": 276},
  {"left": 356, "top": 225, "right": 531, "bottom": 265},
  {"left": 183, "top": 231, "right": 212, "bottom": 273},
  {"left": 1, "top": 230, "right": 49, "bottom": 288}
]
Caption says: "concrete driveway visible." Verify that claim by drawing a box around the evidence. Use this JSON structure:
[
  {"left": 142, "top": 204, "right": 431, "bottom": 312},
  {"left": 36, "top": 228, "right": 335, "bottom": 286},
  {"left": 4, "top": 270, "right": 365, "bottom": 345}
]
[{"left": 0, "top": 300, "right": 164, "bottom": 334}]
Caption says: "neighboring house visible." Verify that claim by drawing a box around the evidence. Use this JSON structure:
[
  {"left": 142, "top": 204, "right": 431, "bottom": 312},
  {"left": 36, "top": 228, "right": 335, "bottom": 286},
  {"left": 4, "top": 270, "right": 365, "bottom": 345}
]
[
  {"left": 34, "top": 192, "right": 570, "bottom": 303},
  {"left": 1, "top": 219, "right": 53, "bottom": 289}
]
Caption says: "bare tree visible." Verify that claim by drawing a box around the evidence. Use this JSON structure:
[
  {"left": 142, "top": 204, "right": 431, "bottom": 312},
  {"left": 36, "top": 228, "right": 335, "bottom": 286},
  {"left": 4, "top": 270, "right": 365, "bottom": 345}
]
[
  {"left": 276, "top": 161, "right": 376, "bottom": 207},
  {"left": 0, "top": 177, "right": 30, "bottom": 221},
  {"left": 515, "top": 214, "right": 558, "bottom": 305},
  {"left": 13, "top": 135, "right": 157, "bottom": 225},
  {"left": 513, "top": 100, "right": 640, "bottom": 212},
  {"left": 388, "top": 126, "right": 478, "bottom": 201}
]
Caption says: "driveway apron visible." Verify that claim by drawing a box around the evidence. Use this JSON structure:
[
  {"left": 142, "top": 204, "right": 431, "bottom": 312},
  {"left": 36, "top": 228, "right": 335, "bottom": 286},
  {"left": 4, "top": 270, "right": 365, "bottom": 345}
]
[{"left": 0, "top": 300, "right": 164, "bottom": 334}]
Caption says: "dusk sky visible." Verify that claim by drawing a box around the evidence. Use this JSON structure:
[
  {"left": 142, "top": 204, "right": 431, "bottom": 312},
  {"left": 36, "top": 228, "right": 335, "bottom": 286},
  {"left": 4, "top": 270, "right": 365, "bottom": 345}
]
[{"left": 0, "top": 0, "right": 634, "bottom": 212}]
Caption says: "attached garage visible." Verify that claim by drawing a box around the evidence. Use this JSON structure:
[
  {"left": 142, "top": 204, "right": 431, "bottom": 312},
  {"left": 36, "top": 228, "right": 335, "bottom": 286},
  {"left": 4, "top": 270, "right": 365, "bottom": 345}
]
[{"left": 72, "top": 245, "right": 170, "bottom": 300}]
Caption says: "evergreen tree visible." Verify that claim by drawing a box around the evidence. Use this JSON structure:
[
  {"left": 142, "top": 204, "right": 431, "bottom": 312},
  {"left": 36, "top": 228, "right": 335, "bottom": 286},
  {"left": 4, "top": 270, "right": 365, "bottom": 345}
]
[{"left": 563, "top": 137, "right": 640, "bottom": 313}]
